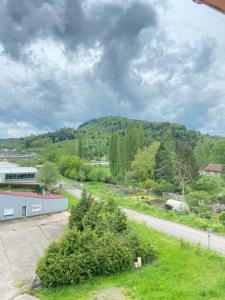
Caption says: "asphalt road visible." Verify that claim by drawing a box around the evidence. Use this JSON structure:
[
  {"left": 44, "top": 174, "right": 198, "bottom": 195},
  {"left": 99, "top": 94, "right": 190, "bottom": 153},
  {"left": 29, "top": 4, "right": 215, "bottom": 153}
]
[
  {"left": 123, "top": 208, "right": 225, "bottom": 255},
  {"left": 65, "top": 184, "right": 225, "bottom": 256}
]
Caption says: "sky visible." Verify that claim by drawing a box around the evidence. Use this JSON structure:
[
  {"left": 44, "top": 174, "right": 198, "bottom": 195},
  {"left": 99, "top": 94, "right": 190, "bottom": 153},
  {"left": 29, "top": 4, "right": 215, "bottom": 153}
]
[{"left": 0, "top": 0, "right": 225, "bottom": 138}]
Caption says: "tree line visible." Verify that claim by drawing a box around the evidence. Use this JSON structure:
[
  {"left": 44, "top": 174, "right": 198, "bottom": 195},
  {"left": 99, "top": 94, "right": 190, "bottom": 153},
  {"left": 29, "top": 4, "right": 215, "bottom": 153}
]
[{"left": 109, "top": 123, "right": 198, "bottom": 194}]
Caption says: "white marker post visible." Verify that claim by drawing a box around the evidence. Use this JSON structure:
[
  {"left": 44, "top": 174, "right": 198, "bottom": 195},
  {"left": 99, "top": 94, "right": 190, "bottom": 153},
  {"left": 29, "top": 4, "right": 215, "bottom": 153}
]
[{"left": 207, "top": 228, "right": 212, "bottom": 250}]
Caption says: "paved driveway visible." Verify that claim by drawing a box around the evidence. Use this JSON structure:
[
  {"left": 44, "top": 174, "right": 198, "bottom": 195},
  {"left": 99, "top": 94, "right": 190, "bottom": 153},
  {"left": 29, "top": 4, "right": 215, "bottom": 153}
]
[{"left": 0, "top": 212, "right": 69, "bottom": 300}]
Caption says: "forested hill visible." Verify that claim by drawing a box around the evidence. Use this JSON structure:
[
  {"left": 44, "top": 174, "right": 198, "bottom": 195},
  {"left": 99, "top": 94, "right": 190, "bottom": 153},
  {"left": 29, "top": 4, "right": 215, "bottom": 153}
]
[
  {"left": 0, "top": 116, "right": 199, "bottom": 147},
  {"left": 78, "top": 116, "right": 201, "bottom": 144},
  {"left": 0, "top": 116, "right": 221, "bottom": 162}
]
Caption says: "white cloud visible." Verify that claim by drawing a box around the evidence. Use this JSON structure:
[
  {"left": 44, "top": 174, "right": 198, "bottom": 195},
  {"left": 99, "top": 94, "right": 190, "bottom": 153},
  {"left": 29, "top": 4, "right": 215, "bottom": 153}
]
[{"left": 0, "top": 0, "right": 225, "bottom": 138}]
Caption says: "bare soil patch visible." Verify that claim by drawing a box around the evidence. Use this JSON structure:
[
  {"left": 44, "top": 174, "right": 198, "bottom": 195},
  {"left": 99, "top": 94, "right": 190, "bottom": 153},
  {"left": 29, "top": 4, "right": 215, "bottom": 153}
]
[{"left": 88, "top": 287, "right": 127, "bottom": 300}]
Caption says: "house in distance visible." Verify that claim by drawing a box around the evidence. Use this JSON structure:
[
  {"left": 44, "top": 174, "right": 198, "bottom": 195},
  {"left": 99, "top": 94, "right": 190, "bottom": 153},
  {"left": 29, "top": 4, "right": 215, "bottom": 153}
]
[{"left": 202, "top": 163, "right": 223, "bottom": 177}]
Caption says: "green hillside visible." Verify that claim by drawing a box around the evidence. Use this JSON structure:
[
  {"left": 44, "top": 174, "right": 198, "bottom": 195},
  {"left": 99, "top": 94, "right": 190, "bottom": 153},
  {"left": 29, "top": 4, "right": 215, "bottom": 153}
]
[{"left": 0, "top": 116, "right": 221, "bottom": 161}]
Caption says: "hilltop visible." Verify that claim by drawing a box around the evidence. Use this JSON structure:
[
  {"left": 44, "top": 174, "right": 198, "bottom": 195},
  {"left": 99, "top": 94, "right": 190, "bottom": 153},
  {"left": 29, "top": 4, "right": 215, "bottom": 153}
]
[{"left": 0, "top": 116, "right": 220, "bottom": 160}]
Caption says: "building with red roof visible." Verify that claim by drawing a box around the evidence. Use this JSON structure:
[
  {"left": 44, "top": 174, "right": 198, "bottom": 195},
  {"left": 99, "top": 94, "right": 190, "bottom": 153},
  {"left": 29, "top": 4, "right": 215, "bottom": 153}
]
[
  {"left": 202, "top": 163, "right": 223, "bottom": 177},
  {"left": 193, "top": 0, "right": 225, "bottom": 14},
  {"left": 0, "top": 190, "right": 68, "bottom": 221}
]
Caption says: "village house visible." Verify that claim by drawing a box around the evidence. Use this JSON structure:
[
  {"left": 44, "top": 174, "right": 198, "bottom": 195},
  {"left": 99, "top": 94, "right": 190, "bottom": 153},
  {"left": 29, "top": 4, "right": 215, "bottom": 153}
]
[{"left": 202, "top": 163, "right": 223, "bottom": 177}]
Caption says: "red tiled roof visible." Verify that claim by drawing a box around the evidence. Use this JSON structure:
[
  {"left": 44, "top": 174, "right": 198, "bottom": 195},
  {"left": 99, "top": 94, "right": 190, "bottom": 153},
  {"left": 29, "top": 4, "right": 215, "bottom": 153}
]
[
  {"left": 0, "top": 191, "right": 64, "bottom": 199},
  {"left": 193, "top": 0, "right": 225, "bottom": 14},
  {"left": 204, "top": 163, "right": 223, "bottom": 172}
]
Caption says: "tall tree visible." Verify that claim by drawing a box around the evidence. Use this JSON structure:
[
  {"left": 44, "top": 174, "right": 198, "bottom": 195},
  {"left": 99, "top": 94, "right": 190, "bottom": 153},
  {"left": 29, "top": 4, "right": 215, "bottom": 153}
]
[
  {"left": 176, "top": 141, "right": 198, "bottom": 195},
  {"left": 37, "top": 162, "right": 59, "bottom": 191},
  {"left": 125, "top": 122, "right": 144, "bottom": 171},
  {"left": 210, "top": 139, "right": 225, "bottom": 164},
  {"left": 131, "top": 141, "right": 160, "bottom": 181},
  {"left": 194, "top": 137, "right": 213, "bottom": 169},
  {"left": 78, "top": 138, "right": 84, "bottom": 158},
  {"left": 154, "top": 143, "right": 176, "bottom": 182},
  {"left": 109, "top": 133, "right": 120, "bottom": 177},
  {"left": 117, "top": 137, "right": 126, "bottom": 179},
  {"left": 154, "top": 128, "right": 176, "bottom": 182}
]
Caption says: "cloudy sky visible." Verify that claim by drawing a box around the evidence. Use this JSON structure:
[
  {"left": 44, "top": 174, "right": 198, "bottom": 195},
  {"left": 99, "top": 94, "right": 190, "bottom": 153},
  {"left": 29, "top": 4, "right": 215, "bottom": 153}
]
[{"left": 0, "top": 0, "right": 225, "bottom": 138}]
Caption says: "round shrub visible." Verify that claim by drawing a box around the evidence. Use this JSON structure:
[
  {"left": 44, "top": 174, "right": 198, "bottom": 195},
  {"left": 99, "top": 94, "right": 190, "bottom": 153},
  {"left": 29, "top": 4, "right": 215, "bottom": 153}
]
[
  {"left": 125, "top": 231, "right": 158, "bottom": 265},
  {"left": 37, "top": 229, "right": 98, "bottom": 286},
  {"left": 95, "top": 232, "right": 134, "bottom": 275}
]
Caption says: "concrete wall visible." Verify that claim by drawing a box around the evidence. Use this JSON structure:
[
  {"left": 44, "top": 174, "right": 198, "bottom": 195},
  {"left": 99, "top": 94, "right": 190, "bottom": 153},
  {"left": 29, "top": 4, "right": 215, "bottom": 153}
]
[{"left": 0, "top": 194, "right": 68, "bottom": 221}]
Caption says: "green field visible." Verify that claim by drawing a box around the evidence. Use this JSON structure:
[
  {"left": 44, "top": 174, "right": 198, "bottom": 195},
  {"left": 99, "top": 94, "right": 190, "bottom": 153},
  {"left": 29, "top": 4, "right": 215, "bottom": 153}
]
[
  {"left": 84, "top": 182, "right": 225, "bottom": 235},
  {"left": 59, "top": 189, "right": 78, "bottom": 209},
  {"left": 34, "top": 221, "right": 225, "bottom": 300}
]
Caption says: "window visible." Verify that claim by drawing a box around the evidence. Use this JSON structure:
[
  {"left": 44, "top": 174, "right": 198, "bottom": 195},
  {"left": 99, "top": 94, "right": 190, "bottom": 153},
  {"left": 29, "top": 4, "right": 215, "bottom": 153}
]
[
  {"left": 32, "top": 204, "right": 41, "bottom": 212},
  {"left": 5, "top": 173, "right": 36, "bottom": 180},
  {"left": 4, "top": 208, "right": 14, "bottom": 216}
]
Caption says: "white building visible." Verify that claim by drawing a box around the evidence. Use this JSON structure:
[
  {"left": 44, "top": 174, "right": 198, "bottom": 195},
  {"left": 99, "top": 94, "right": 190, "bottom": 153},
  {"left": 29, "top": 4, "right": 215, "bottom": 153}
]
[{"left": 0, "top": 162, "right": 38, "bottom": 184}]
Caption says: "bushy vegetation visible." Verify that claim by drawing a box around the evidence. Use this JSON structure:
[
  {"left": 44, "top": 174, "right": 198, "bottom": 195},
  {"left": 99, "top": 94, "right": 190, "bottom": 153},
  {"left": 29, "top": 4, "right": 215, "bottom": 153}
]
[
  {"left": 36, "top": 162, "right": 59, "bottom": 191},
  {"left": 219, "top": 211, "right": 225, "bottom": 225},
  {"left": 1, "top": 115, "right": 221, "bottom": 160},
  {"left": 3, "top": 116, "right": 225, "bottom": 227},
  {"left": 35, "top": 222, "right": 225, "bottom": 300},
  {"left": 36, "top": 192, "right": 158, "bottom": 287},
  {"left": 85, "top": 182, "right": 225, "bottom": 235}
]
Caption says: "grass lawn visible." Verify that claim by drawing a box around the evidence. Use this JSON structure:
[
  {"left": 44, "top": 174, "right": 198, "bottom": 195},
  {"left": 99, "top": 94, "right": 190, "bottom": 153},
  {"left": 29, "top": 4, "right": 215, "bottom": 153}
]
[
  {"left": 59, "top": 189, "right": 78, "bottom": 209},
  {"left": 34, "top": 221, "right": 225, "bottom": 300},
  {"left": 84, "top": 182, "right": 225, "bottom": 235}
]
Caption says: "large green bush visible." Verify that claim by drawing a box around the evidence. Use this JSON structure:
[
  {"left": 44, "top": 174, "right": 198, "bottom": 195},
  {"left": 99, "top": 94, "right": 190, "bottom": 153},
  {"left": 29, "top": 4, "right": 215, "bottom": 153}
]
[
  {"left": 87, "top": 166, "right": 112, "bottom": 183},
  {"left": 195, "top": 176, "right": 224, "bottom": 193},
  {"left": 37, "top": 193, "right": 158, "bottom": 287},
  {"left": 37, "top": 228, "right": 157, "bottom": 287},
  {"left": 36, "top": 230, "right": 97, "bottom": 286}
]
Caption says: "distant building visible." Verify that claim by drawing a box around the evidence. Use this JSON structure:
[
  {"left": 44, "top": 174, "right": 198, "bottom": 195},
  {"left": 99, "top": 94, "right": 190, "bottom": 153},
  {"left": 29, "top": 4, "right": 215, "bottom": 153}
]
[
  {"left": 202, "top": 163, "right": 223, "bottom": 177},
  {"left": 0, "top": 191, "right": 68, "bottom": 221},
  {"left": 0, "top": 162, "right": 38, "bottom": 184}
]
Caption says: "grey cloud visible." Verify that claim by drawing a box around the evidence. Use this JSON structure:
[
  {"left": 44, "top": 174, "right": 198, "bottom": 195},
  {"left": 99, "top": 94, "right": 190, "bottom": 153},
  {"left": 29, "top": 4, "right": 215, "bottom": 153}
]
[{"left": 0, "top": 0, "right": 224, "bottom": 138}]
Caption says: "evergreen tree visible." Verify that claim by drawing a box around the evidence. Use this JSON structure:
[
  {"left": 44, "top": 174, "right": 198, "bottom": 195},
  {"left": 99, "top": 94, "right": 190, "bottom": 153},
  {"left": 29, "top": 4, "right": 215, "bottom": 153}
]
[
  {"left": 125, "top": 123, "right": 144, "bottom": 171},
  {"left": 154, "top": 128, "right": 176, "bottom": 182},
  {"left": 109, "top": 133, "right": 120, "bottom": 177},
  {"left": 117, "top": 137, "right": 126, "bottom": 179},
  {"left": 176, "top": 141, "right": 198, "bottom": 195},
  {"left": 78, "top": 138, "right": 83, "bottom": 158},
  {"left": 69, "top": 191, "right": 93, "bottom": 230},
  {"left": 154, "top": 143, "right": 175, "bottom": 182},
  {"left": 194, "top": 137, "right": 212, "bottom": 168}
]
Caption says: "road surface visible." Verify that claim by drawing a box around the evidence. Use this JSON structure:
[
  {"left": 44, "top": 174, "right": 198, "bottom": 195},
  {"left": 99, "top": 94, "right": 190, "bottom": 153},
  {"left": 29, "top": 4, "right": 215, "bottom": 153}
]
[
  {"left": 123, "top": 208, "right": 225, "bottom": 255},
  {"left": 0, "top": 212, "right": 68, "bottom": 300},
  {"left": 65, "top": 184, "right": 225, "bottom": 256}
]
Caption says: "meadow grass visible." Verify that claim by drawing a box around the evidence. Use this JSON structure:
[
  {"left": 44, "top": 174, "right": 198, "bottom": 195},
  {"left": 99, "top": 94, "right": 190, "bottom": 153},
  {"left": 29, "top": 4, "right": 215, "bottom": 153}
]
[
  {"left": 59, "top": 189, "right": 78, "bottom": 209},
  {"left": 84, "top": 182, "right": 225, "bottom": 235},
  {"left": 34, "top": 221, "right": 225, "bottom": 300}
]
